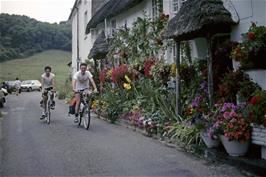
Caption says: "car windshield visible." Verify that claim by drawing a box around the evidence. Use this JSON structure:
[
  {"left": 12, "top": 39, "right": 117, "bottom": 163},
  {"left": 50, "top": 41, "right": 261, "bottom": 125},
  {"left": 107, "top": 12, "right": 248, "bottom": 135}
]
[
  {"left": 7, "top": 81, "right": 16, "bottom": 85},
  {"left": 22, "top": 81, "right": 32, "bottom": 84}
]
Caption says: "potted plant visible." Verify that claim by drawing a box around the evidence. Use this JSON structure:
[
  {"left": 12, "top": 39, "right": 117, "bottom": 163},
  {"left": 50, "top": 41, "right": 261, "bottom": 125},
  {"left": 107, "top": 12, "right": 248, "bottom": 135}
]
[
  {"left": 231, "top": 23, "right": 266, "bottom": 90},
  {"left": 217, "top": 70, "right": 260, "bottom": 103},
  {"left": 214, "top": 103, "right": 251, "bottom": 156},
  {"left": 248, "top": 90, "right": 266, "bottom": 159},
  {"left": 199, "top": 113, "right": 221, "bottom": 148}
]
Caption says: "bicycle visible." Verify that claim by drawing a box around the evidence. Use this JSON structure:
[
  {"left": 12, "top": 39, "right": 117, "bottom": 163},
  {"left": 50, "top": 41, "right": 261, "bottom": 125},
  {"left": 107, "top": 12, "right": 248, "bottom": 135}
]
[
  {"left": 77, "top": 90, "right": 92, "bottom": 130},
  {"left": 42, "top": 90, "right": 55, "bottom": 124}
]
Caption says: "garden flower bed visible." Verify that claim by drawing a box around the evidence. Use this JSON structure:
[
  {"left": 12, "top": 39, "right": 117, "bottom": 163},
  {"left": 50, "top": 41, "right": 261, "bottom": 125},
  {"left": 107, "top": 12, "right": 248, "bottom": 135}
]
[{"left": 87, "top": 17, "right": 266, "bottom": 160}]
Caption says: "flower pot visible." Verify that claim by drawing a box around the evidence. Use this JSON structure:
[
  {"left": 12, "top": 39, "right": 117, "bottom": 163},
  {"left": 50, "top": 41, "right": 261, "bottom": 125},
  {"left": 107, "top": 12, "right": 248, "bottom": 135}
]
[
  {"left": 201, "top": 132, "right": 220, "bottom": 148},
  {"left": 251, "top": 124, "right": 266, "bottom": 159},
  {"left": 220, "top": 135, "right": 250, "bottom": 156},
  {"left": 233, "top": 60, "right": 241, "bottom": 71}
]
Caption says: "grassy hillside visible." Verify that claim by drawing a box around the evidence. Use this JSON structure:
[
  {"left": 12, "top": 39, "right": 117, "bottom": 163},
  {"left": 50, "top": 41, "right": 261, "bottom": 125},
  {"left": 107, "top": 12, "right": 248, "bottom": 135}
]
[{"left": 0, "top": 50, "right": 71, "bottom": 91}]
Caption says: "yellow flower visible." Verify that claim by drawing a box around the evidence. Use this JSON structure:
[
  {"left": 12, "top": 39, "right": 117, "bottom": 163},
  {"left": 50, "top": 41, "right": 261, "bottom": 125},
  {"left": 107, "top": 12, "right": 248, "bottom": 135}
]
[
  {"left": 123, "top": 83, "right": 131, "bottom": 90},
  {"left": 170, "top": 63, "right": 176, "bottom": 76},
  {"left": 106, "top": 69, "right": 112, "bottom": 78},
  {"left": 125, "top": 75, "right": 131, "bottom": 83},
  {"left": 91, "top": 100, "right": 97, "bottom": 109}
]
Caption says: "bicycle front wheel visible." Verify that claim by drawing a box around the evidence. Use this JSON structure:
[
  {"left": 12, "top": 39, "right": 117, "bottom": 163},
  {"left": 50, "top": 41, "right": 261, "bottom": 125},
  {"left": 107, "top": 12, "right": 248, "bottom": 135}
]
[
  {"left": 78, "top": 112, "right": 82, "bottom": 126},
  {"left": 46, "top": 100, "right": 51, "bottom": 124},
  {"left": 83, "top": 106, "right": 90, "bottom": 130}
]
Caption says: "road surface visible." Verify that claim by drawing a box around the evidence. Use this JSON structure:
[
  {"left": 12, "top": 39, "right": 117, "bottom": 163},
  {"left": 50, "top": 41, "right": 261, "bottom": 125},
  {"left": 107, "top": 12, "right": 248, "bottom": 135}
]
[{"left": 0, "top": 92, "right": 244, "bottom": 177}]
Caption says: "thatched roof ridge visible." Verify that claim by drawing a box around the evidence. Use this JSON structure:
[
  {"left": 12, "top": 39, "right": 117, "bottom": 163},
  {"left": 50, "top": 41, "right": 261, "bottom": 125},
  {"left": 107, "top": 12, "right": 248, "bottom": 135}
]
[
  {"left": 88, "top": 31, "right": 109, "bottom": 59},
  {"left": 164, "top": 0, "right": 236, "bottom": 41},
  {"left": 86, "top": 0, "right": 144, "bottom": 34}
]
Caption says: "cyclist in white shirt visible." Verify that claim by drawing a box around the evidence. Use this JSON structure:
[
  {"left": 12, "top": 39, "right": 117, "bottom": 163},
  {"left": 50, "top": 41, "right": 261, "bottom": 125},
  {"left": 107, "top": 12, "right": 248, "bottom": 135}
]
[
  {"left": 14, "top": 77, "right": 21, "bottom": 96},
  {"left": 72, "top": 63, "right": 97, "bottom": 123},
  {"left": 40, "top": 66, "right": 56, "bottom": 119}
]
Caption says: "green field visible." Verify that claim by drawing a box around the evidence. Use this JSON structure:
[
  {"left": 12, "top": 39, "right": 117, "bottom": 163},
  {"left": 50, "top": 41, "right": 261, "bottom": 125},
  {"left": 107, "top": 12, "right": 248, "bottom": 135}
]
[{"left": 0, "top": 50, "right": 72, "bottom": 92}]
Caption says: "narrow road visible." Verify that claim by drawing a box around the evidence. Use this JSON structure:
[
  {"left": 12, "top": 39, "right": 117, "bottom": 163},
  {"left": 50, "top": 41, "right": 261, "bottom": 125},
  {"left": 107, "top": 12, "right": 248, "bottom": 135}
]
[{"left": 0, "top": 92, "right": 244, "bottom": 177}]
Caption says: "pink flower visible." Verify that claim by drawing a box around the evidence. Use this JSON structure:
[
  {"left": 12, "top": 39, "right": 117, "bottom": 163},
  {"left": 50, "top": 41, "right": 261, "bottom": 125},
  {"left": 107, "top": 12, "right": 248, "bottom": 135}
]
[
  {"left": 223, "top": 111, "right": 231, "bottom": 119},
  {"left": 230, "top": 111, "right": 237, "bottom": 117},
  {"left": 224, "top": 132, "right": 229, "bottom": 138}
]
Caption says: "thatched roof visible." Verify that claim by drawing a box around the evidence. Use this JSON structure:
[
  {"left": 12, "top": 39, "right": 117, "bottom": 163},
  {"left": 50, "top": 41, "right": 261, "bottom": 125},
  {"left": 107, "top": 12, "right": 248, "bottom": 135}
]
[
  {"left": 164, "top": 0, "right": 236, "bottom": 41},
  {"left": 88, "top": 31, "right": 109, "bottom": 59},
  {"left": 86, "top": 0, "right": 144, "bottom": 34}
]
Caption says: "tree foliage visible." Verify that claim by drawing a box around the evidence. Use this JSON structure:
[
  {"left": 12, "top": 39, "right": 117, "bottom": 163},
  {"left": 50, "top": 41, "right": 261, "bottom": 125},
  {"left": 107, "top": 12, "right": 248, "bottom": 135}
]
[{"left": 0, "top": 14, "right": 71, "bottom": 61}]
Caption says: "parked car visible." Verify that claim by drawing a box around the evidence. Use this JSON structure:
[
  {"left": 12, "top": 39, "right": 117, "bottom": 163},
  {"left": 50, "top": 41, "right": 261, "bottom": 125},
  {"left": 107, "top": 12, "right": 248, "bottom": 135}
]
[
  {"left": 21, "top": 80, "right": 42, "bottom": 92},
  {"left": 4, "top": 81, "right": 17, "bottom": 93}
]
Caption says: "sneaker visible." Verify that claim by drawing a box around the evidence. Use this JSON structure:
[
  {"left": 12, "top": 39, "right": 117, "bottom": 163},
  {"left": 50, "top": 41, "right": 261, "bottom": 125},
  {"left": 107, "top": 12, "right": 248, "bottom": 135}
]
[
  {"left": 40, "top": 113, "right": 45, "bottom": 120},
  {"left": 50, "top": 101, "right": 55, "bottom": 110},
  {"left": 74, "top": 117, "right": 78, "bottom": 123}
]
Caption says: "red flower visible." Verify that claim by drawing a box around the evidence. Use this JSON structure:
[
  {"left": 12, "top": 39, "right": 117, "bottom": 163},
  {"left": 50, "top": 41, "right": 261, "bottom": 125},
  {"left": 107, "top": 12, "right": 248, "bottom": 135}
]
[
  {"left": 247, "top": 32, "right": 255, "bottom": 41},
  {"left": 249, "top": 96, "right": 261, "bottom": 105},
  {"left": 144, "top": 59, "right": 155, "bottom": 78},
  {"left": 111, "top": 64, "right": 128, "bottom": 83},
  {"left": 99, "top": 69, "right": 107, "bottom": 84}
]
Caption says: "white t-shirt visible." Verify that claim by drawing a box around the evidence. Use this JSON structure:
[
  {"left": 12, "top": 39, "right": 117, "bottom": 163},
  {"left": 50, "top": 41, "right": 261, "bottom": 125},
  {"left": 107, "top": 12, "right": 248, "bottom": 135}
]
[
  {"left": 14, "top": 80, "right": 21, "bottom": 89},
  {"left": 41, "top": 73, "right": 55, "bottom": 89},
  {"left": 73, "top": 71, "right": 93, "bottom": 91}
]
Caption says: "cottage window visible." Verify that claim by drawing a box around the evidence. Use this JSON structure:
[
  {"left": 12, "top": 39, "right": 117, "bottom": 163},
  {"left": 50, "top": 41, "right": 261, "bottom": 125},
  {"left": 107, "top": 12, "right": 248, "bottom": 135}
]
[
  {"left": 110, "top": 19, "right": 117, "bottom": 37},
  {"left": 152, "top": 0, "right": 163, "bottom": 20},
  {"left": 172, "top": 0, "right": 187, "bottom": 14},
  {"left": 172, "top": 0, "right": 179, "bottom": 14},
  {"left": 172, "top": 43, "right": 177, "bottom": 62}
]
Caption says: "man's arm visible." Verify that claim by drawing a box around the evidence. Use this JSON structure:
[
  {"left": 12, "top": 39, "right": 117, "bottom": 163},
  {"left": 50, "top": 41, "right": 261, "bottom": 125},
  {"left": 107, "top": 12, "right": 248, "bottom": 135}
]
[
  {"left": 89, "top": 77, "right": 97, "bottom": 92},
  {"left": 72, "top": 79, "right": 77, "bottom": 92},
  {"left": 41, "top": 77, "right": 44, "bottom": 92},
  {"left": 52, "top": 78, "right": 56, "bottom": 91}
]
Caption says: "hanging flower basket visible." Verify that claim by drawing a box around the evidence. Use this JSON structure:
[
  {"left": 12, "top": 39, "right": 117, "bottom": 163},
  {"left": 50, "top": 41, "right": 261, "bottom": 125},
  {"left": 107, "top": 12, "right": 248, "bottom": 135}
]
[{"left": 230, "top": 23, "right": 266, "bottom": 70}]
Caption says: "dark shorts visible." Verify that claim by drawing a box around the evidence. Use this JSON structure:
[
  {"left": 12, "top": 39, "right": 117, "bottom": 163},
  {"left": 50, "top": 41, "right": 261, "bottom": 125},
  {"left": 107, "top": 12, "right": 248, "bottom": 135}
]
[
  {"left": 74, "top": 88, "right": 89, "bottom": 94},
  {"left": 43, "top": 87, "right": 53, "bottom": 96}
]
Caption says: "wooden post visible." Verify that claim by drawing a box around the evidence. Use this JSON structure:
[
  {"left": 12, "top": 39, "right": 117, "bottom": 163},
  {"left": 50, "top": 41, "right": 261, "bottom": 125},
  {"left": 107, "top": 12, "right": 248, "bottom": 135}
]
[
  {"left": 175, "top": 41, "right": 181, "bottom": 115},
  {"left": 206, "top": 36, "right": 214, "bottom": 108}
]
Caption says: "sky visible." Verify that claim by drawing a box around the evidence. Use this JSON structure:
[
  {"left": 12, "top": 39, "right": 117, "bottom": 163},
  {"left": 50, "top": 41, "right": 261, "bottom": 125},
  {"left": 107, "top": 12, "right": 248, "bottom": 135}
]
[{"left": 0, "top": 0, "right": 75, "bottom": 23}]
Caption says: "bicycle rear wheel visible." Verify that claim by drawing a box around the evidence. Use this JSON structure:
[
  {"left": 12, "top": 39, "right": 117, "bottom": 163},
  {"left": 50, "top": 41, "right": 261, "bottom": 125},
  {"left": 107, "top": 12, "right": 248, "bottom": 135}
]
[
  {"left": 83, "top": 105, "right": 90, "bottom": 130},
  {"left": 78, "top": 110, "right": 82, "bottom": 126},
  {"left": 46, "top": 100, "right": 51, "bottom": 124}
]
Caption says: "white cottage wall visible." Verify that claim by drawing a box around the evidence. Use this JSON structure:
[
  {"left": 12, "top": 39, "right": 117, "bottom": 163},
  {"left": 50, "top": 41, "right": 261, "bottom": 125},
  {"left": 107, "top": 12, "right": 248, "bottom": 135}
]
[
  {"left": 231, "top": 0, "right": 266, "bottom": 42},
  {"left": 79, "top": 0, "right": 93, "bottom": 63},
  {"left": 71, "top": 12, "right": 78, "bottom": 73}
]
